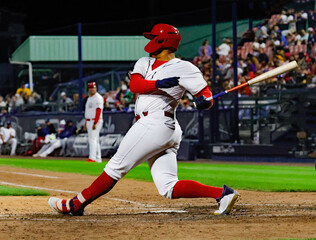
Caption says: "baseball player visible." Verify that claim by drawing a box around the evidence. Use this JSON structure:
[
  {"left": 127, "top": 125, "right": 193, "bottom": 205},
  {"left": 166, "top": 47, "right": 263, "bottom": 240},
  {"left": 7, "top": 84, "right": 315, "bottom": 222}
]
[
  {"left": 49, "top": 24, "right": 240, "bottom": 216},
  {"left": 85, "top": 81, "right": 104, "bottom": 163},
  {"left": 0, "top": 121, "right": 17, "bottom": 155}
]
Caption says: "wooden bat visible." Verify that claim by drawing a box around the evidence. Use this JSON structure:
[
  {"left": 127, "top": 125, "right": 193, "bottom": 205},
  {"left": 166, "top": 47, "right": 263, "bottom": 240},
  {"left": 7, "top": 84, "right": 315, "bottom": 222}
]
[{"left": 202, "top": 60, "right": 298, "bottom": 102}]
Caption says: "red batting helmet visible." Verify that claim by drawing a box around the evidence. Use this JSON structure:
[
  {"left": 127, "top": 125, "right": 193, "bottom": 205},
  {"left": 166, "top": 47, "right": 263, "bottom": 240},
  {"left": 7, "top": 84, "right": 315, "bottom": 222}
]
[
  {"left": 88, "top": 81, "right": 97, "bottom": 88},
  {"left": 143, "top": 24, "right": 181, "bottom": 54}
]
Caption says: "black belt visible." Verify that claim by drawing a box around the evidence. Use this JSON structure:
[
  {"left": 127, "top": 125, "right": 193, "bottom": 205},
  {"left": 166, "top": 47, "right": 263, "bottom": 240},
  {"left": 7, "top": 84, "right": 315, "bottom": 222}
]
[{"left": 135, "top": 111, "right": 174, "bottom": 121}]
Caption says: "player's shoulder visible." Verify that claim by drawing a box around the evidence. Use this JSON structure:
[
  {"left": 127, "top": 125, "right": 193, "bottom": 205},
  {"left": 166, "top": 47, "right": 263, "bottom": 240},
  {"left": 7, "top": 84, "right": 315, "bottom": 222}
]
[
  {"left": 96, "top": 92, "right": 104, "bottom": 100},
  {"left": 135, "top": 57, "right": 153, "bottom": 64},
  {"left": 170, "top": 58, "right": 201, "bottom": 72}
]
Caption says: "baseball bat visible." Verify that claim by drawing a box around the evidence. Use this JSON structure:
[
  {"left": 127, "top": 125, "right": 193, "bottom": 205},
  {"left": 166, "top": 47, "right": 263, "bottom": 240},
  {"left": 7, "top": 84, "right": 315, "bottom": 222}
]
[{"left": 197, "top": 60, "right": 298, "bottom": 104}]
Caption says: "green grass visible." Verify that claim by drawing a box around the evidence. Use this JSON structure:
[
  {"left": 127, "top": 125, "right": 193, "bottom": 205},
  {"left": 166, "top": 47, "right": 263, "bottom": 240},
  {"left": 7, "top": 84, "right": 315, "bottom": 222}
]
[
  {"left": 0, "top": 185, "right": 49, "bottom": 196},
  {"left": 0, "top": 158, "right": 315, "bottom": 192}
]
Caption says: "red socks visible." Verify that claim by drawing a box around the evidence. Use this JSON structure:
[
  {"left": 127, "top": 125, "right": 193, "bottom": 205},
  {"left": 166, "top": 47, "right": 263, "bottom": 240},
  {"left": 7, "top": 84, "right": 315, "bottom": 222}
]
[
  {"left": 172, "top": 180, "right": 223, "bottom": 199},
  {"left": 69, "top": 173, "right": 223, "bottom": 212},
  {"left": 72, "top": 171, "right": 117, "bottom": 211}
]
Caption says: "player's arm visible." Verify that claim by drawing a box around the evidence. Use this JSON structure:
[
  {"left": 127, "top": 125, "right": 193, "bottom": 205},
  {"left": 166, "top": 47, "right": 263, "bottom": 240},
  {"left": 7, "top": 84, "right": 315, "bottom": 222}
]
[
  {"left": 178, "top": 62, "right": 214, "bottom": 109},
  {"left": 92, "top": 108, "right": 102, "bottom": 130},
  {"left": 0, "top": 133, "right": 4, "bottom": 143},
  {"left": 194, "top": 86, "right": 214, "bottom": 110},
  {"left": 130, "top": 74, "right": 179, "bottom": 94}
]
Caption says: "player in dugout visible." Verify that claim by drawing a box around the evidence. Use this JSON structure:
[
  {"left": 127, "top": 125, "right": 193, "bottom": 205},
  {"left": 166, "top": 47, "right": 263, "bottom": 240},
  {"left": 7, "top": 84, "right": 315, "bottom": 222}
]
[{"left": 48, "top": 23, "right": 240, "bottom": 216}]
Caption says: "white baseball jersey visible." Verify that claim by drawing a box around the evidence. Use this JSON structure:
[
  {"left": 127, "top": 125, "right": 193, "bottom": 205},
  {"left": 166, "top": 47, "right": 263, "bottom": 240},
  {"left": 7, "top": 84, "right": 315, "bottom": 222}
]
[
  {"left": 85, "top": 93, "right": 104, "bottom": 119},
  {"left": 0, "top": 127, "right": 16, "bottom": 142},
  {"left": 131, "top": 57, "right": 207, "bottom": 115},
  {"left": 105, "top": 57, "right": 208, "bottom": 198}
]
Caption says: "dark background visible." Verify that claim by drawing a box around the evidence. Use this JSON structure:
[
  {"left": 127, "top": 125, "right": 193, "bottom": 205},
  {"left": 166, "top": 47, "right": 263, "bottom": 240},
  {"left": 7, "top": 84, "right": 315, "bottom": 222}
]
[{"left": 1, "top": 0, "right": 289, "bottom": 35}]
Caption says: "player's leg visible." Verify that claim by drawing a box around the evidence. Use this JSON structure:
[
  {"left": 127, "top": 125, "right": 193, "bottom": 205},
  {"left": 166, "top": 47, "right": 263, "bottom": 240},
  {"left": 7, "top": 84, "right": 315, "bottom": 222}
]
[
  {"left": 149, "top": 145, "right": 240, "bottom": 215},
  {"left": 8, "top": 138, "right": 17, "bottom": 155},
  {"left": 95, "top": 120, "right": 103, "bottom": 162},
  {"left": 86, "top": 121, "right": 99, "bottom": 162},
  {"left": 39, "top": 139, "right": 61, "bottom": 157},
  {"left": 33, "top": 143, "right": 50, "bottom": 156},
  {"left": 49, "top": 115, "right": 176, "bottom": 215},
  {"left": 0, "top": 139, "right": 3, "bottom": 154},
  {"left": 148, "top": 149, "right": 223, "bottom": 199},
  {"left": 104, "top": 115, "right": 177, "bottom": 180}
]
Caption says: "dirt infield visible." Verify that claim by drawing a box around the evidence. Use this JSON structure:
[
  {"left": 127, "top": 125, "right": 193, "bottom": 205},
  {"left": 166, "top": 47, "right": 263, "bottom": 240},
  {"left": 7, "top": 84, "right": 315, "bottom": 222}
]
[{"left": 0, "top": 165, "right": 315, "bottom": 240}]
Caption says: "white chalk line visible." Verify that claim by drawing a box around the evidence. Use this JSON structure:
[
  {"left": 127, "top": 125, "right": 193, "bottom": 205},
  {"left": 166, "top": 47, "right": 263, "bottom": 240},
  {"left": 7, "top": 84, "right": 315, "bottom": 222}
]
[
  {"left": 0, "top": 181, "right": 187, "bottom": 214},
  {"left": 0, "top": 170, "right": 60, "bottom": 179}
]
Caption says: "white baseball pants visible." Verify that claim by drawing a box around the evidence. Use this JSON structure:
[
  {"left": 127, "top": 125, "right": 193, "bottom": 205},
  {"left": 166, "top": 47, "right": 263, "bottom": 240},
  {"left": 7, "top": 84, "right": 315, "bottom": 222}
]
[
  {"left": 86, "top": 120, "right": 103, "bottom": 162},
  {"left": 36, "top": 139, "right": 67, "bottom": 157},
  {"left": 104, "top": 111, "right": 182, "bottom": 199},
  {"left": 0, "top": 138, "right": 17, "bottom": 155}
]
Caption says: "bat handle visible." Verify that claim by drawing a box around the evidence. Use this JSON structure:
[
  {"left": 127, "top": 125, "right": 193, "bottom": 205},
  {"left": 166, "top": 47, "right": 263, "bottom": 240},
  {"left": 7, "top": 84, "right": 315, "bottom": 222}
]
[{"left": 192, "top": 91, "right": 227, "bottom": 108}]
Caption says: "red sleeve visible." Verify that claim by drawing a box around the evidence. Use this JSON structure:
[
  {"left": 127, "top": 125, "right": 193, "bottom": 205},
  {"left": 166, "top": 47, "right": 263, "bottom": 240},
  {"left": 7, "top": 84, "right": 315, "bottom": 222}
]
[
  {"left": 130, "top": 74, "right": 157, "bottom": 94},
  {"left": 195, "top": 86, "right": 214, "bottom": 108},
  {"left": 94, "top": 108, "right": 102, "bottom": 124}
]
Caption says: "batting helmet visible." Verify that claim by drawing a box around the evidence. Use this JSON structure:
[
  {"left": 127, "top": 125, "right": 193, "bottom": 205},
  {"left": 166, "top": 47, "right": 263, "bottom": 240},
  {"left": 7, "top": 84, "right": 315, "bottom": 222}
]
[
  {"left": 143, "top": 24, "right": 181, "bottom": 54},
  {"left": 88, "top": 81, "right": 97, "bottom": 88}
]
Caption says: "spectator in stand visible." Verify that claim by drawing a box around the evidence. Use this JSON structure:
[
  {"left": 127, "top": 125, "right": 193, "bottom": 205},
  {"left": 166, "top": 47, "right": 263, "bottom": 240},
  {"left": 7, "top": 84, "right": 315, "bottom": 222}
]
[
  {"left": 308, "top": 10, "right": 316, "bottom": 29},
  {"left": 294, "top": 30, "right": 302, "bottom": 44},
  {"left": 0, "top": 121, "right": 17, "bottom": 155},
  {"left": 15, "top": 93, "right": 24, "bottom": 107},
  {"left": 296, "top": 10, "right": 308, "bottom": 32},
  {"left": 259, "top": 25, "right": 269, "bottom": 39},
  {"left": 198, "top": 40, "right": 212, "bottom": 62},
  {"left": 307, "top": 27, "right": 316, "bottom": 56},
  {"left": 16, "top": 82, "right": 31, "bottom": 98},
  {"left": 59, "top": 92, "right": 73, "bottom": 111},
  {"left": 60, "top": 92, "right": 73, "bottom": 104},
  {"left": 280, "top": 31, "right": 289, "bottom": 47},
  {"left": 258, "top": 46, "right": 269, "bottom": 65},
  {"left": 300, "top": 29, "right": 309, "bottom": 44},
  {"left": 238, "top": 28, "right": 255, "bottom": 46},
  {"left": 28, "top": 92, "right": 42, "bottom": 105},
  {"left": 278, "top": 10, "right": 289, "bottom": 31},
  {"left": 285, "top": 29, "right": 296, "bottom": 46},
  {"left": 33, "top": 120, "right": 77, "bottom": 157},
  {"left": 287, "top": 12, "right": 297, "bottom": 33},
  {"left": 216, "top": 38, "right": 231, "bottom": 56},
  {"left": 0, "top": 96, "right": 6, "bottom": 110}
]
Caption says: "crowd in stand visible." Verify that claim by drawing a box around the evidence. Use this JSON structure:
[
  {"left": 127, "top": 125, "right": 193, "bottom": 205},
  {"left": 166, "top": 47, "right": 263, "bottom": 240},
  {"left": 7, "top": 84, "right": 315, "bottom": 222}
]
[
  {"left": 192, "top": 8, "right": 316, "bottom": 101},
  {"left": 1, "top": 8, "right": 315, "bottom": 115}
]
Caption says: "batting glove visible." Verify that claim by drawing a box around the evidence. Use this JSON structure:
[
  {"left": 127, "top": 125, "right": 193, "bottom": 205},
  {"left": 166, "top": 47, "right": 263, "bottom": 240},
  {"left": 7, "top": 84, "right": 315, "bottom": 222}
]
[
  {"left": 194, "top": 96, "right": 212, "bottom": 110},
  {"left": 155, "top": 77, "right": 179, "bottom": 88}
]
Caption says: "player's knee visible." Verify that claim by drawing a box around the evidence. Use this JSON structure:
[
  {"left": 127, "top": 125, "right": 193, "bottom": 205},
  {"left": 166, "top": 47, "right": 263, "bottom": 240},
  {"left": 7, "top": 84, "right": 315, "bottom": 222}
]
[{"left": 157, "top": 181, "right": 177, "bottom": 199}]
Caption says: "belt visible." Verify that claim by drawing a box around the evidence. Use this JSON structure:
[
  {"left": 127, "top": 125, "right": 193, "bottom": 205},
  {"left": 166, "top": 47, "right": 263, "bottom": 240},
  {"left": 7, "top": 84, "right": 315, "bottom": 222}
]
[
  {"left": 86, "top": 118, "right": 95, "bottom": 121},
  {"left": 135, "top": 111, "right": 174, "bottom": 121}
]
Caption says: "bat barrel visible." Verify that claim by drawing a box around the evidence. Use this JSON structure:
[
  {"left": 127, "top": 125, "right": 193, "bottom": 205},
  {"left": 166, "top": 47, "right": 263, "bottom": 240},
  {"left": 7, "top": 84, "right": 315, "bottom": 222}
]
[
  {"left": 247, "top": 60, "right": 298, "bottom": 85},
  {"left": 198, "top": 60, "right": 298, "bottom": 107}
]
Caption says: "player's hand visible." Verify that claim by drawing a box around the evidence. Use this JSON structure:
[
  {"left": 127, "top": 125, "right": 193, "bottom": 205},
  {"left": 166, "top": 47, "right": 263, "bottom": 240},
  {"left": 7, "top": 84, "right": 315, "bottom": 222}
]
[
  {"left": 155, "top": 77, "right": 179, "bottom": 88},
  {"left": 194, "top": 96, "right": 212, "bottom": 110},
  {"left": 92, "top": 123, "right": 96, "bottom": 130}
]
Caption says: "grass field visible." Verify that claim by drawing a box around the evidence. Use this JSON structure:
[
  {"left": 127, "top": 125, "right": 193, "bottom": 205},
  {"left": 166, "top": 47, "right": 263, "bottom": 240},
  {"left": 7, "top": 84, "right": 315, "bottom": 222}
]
[{"left": 0, "top": 158, "right": 315, "bottom": 192}]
